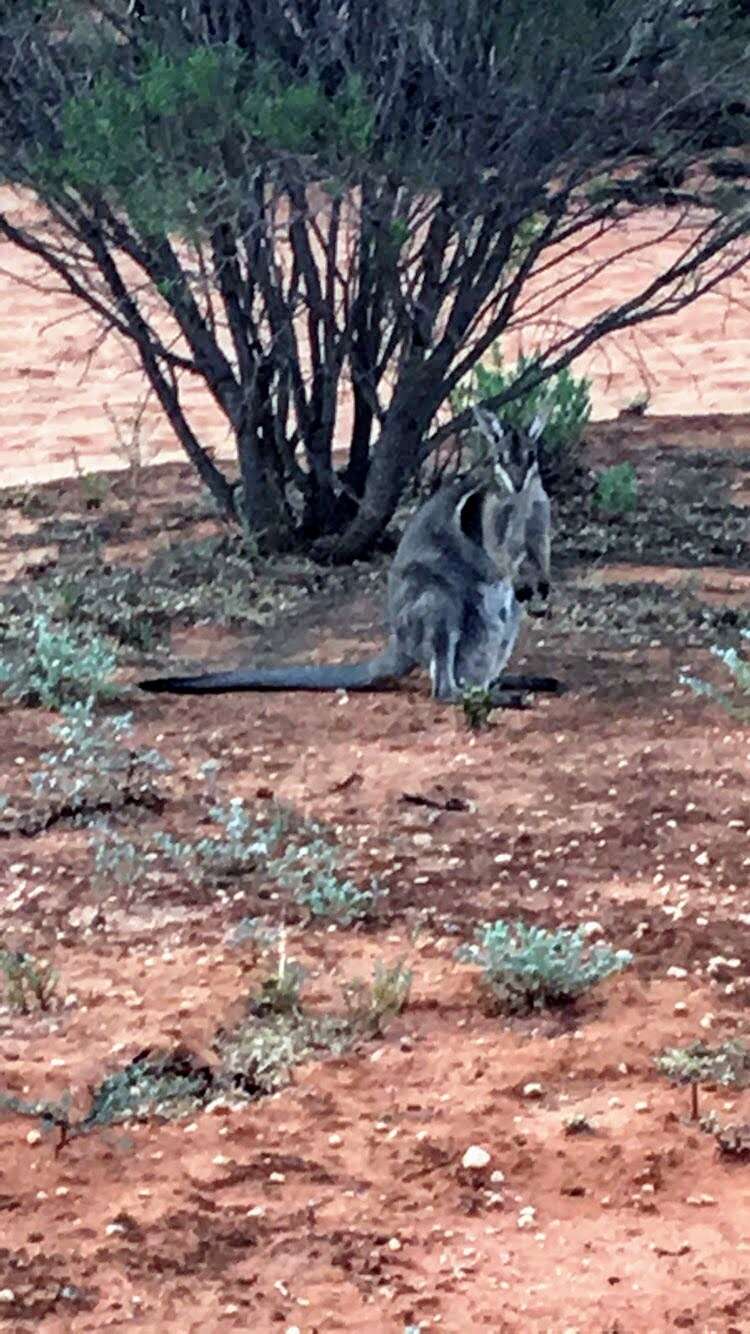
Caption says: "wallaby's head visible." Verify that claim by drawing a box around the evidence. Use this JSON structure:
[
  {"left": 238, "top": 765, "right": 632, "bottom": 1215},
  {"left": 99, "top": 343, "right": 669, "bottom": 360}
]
[
  {"left": 472, "top": 406, "right": 547, "bottom": 497},
  {"left": 470, "top": 407, "right": 551, "bottom": 607}
]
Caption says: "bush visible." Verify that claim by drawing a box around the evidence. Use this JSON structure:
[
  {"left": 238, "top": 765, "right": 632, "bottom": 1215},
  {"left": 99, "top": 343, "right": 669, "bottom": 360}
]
[
  {"left": 680, "top": 630, "right": 750, "bottom": 722},
  {"left": 594, "top": 462, "right": 638, "bottom": 515},
  {"left": 0, "top": 943, "right": 58, "bottom": 1013},
  {"left": 452, "top": 348, "right": 592, "bottom": 492},
  {"left": 145, "top": 792, "right": 382, "bottom": 921},
  {"left": 457, "top": 919, "right": 632, "bottom": 1013},
  {"left": 218, "top": 946, "right": 413, "bottom": 1098},
  {"left": 30, "top": 698, "right": 170, "bottom": 821},
  {"left": 655, "top": 1039, "right": 750, "bottom": 1120},
  {"left": 0, "top": 612, "right": 120, "bottom": 709}
]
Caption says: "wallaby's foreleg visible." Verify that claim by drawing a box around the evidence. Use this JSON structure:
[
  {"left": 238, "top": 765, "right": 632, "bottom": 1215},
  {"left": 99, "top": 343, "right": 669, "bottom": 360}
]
[{"left": 428, "top": 625, "right": 460, "bottom": 701}]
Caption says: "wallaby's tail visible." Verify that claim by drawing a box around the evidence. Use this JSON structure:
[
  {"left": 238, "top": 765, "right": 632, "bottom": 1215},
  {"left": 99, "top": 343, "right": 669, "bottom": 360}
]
[{"left": 139, "top": 644, "right": 410, "bottom": 696}]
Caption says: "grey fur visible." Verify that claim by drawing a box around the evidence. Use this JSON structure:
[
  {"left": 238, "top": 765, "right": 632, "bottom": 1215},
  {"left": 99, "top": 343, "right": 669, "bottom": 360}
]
[{"left": 139, "top": 413, "right": 557, "bottom": 702}]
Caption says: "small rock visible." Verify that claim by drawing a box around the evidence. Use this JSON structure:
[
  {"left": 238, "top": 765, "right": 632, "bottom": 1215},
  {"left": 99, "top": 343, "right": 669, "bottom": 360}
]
[
  {"left": 490, "top": 1169, "right": 505, "bottom": 1184},
  {"left": 26, "top": 1129, "right": 42, "bottom": 1145},
  {"left": 667, "top": 966, "right": 687, "bottom": 979},
  {"left": 387, "top": 1237, "right": 402, "bottom": 1251},
  {"left": 0, "top": 1290, "right": 14, "bottom": 1304},
  {"left": 634, "top": 1101, "right": 650, "bottom": 1113},
  {"left": 462, "top": 1145, "right": 491, "bottom": 1170},
  {"left": 523, "top": 1082, "right": 544, "bottom": 1099},
  {"left": 328, "top": 1134, "right": 342, "bottom": 1147}
]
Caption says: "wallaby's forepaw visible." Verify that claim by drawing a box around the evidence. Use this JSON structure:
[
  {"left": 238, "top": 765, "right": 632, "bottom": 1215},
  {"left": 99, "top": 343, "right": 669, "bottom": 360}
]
[{"left": 494, "top": 674, "right": 567, "bottom": 695}]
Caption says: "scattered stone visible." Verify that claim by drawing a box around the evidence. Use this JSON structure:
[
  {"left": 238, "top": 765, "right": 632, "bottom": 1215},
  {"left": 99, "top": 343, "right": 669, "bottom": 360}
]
[
  {"left": 462, "top": 1145, "right": 491, "bottom": 1170},
  {"left": 523, "top": 1083, "right": 544, "bottom": 1099}
]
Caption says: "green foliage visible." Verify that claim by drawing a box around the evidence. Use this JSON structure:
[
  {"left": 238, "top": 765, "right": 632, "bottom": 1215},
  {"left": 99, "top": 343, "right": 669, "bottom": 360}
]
[
  {"left": 119, "top": 788, "right": 384, "bottom": 920},
  {"left": 267, "top": 830, "right": 382, "bottom": 924},
  {"left": 656, "top": 1039, "right": 750, "bottom": 1120},
  {"left": 151, "top": 796, "right": 267, "bottom": 886},
  {"left": 30, "top": 698, "right": 170, "bottom": 821},
  {"left": 0, "top": 1045, "right": 214, "bottom": 1150},
  {"left": 458, "top": 919, "right": 632, "bottom": 1013},
  {"left": 341, "top": 958, "right": 413, "bottom": 1038},
  {"left": 219, "top": 949, "right": 413, "bottom": 1098},
  {"left": 244, "top": 65, "right": 374, "bottom": 156},
  {"left": 461, "top": 685, "right": 495, "bottom": 732},
  {"left": 0, "top": 612, "right": 119, "bottom": 709},
  {"left": 452, "top": 348, "right": 591, "bottom": 491},
  {"left": 38, "top": 47, "right": 374, "bottom": 238},
  {"left": 46, "top": 44, "right": 248, "bottom": 236},
  {"left": 655, "top": 1039, "right": 750, "bottom": 1089},
  {"left": 680, "top": 630, "right": 750, "bottom": 722},
  {"left": 594, "top": 462, "right": 638, "bottom": 515},
  {"left": 0, "top": 944, "right": 58, "bottom": 1013}
]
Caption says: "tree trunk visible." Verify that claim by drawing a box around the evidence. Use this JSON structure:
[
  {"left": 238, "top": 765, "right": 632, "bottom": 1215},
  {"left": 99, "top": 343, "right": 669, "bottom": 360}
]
[{"left": 320, "top": 402, "right": 423, "bottom": 562}]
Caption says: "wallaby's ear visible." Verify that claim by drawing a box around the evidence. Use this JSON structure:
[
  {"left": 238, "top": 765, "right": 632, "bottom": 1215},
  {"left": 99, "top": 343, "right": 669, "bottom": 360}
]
[
  {"left": 473, "top": 405, "right": 505, "bottom": 444},
  {"left": 528, "top": 407, "right": 550, "bottom": 443}
]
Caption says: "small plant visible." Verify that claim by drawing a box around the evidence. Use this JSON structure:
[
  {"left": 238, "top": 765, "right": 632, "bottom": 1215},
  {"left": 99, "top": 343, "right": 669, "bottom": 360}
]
[
  {"left": 461, "top": 685, "right": 495, "bottom": 732},
  {"left": 30, "top": 698, "right": 170, "bottom": 822},
  {"left": 457, "top": 919, "right": 632, "bottom": 1014},
  {"left": 151, "top": 796, "right": 268, "bottom": 885},
  {"left": 151, "top": 794, "right": 381, "bottom": 921},
  {"left": 247, "top": 927, "right": 307, "bottom": 1018},
  {"left": 594, "top": 462, "right": 638, "bottom": 515},
  {"left": 218, "top": 948, "right": 413, "bottom": 1099},
  {"left": 269, "top": 831, "right": 381, "bottom": 924},
  {"left": 89, "top": 823, "right": 154, "bottom": 897},
  {"left": 655, "top": 1039, "right": 750, "bottom": 1121},
  {"left": 342, "top": 958, "right": 413, "bottom": 1038},
  {"left": 452, "top": 348, "right": 591, "bottom": 492},
  {"left": 0, "top": 943, "right": 58, "bottom": 1013},
  {"left": 0, "top": 1045, "right": 214, "bottom": 1152},
  {"left": 680, "top": 630, "right": 750, "bottom": 722},
  {"left": 0, "top": 612, "right": 120, "bottom": 709}
]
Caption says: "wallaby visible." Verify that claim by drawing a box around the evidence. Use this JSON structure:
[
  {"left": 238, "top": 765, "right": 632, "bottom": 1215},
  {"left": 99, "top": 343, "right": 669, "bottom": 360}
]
[{"left": 139, "top": 409, "right": 562, "bottom": 703}]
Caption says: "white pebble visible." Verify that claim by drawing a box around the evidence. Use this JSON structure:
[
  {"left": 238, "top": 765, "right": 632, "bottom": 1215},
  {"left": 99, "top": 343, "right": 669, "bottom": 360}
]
[
  {"left": 523, "top": 1083, "right": 544, "bottom": 1099},
  {"left": 462, "top": 1145, "right": 491, "bottom": 1170}
]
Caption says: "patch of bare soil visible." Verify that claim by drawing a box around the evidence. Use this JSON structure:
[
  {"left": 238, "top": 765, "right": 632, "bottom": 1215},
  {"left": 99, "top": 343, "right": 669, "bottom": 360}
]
[{"left": 0, "top": 419, "right": 749, "bottom": 1331}]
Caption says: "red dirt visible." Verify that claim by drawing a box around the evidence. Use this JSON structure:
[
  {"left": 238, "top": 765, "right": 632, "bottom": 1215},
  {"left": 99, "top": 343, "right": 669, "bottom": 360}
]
[{"left": 1, "top": 201, "right": 750, "bottom": 1331}]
